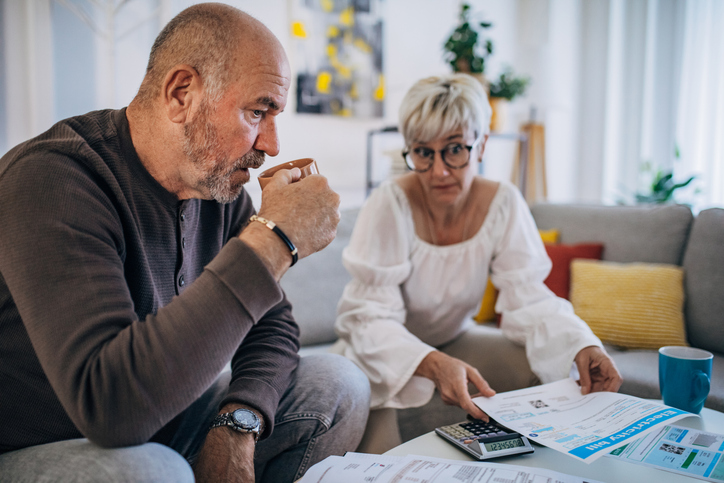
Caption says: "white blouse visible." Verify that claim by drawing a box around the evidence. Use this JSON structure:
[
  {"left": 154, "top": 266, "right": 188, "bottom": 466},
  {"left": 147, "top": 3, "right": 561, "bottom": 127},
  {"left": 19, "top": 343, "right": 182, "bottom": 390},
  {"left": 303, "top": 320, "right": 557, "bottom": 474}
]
[{"left": 334, "top": 180, "right": 602, "bottom": 409}]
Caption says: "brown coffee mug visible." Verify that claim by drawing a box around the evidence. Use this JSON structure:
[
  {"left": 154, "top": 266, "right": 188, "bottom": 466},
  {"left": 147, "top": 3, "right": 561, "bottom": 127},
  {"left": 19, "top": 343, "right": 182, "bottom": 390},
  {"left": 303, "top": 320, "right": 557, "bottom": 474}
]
[{"left": 257, "top": 158, "right": 319, "bottom": 189}]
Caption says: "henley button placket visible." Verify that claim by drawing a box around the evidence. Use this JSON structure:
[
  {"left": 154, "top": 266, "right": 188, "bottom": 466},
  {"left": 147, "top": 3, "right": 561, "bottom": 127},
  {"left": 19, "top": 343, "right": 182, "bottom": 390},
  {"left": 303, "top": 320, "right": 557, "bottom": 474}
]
[{"left": 177, "top": 207, "right": 187, "bottom": 293}]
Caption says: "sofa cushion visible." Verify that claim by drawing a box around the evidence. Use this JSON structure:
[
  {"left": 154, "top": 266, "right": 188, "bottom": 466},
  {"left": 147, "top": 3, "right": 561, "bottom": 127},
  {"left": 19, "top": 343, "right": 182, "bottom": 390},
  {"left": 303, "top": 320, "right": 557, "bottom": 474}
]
[
  {"left": 531, "top": 203, "right": 693, "bottom": 265},
  {"left": 570, "top": 260, "right": 688, "bottom": 350},
  {"left": 544, "top": 243, "right": 604, "bottom": 299},
  {"left": 280, "top": 208, "right": 358, "bottom": 347},
  {"left": 682, "top": 208, "right": 724, "bottom": 354}
]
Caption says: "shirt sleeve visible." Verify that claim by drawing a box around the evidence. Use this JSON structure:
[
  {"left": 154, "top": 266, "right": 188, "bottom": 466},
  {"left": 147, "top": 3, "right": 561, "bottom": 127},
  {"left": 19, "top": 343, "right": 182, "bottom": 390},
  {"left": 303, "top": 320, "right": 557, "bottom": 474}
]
[
  {"left": 491, "top": 184, "right": 602, "bottom": 383},
  {"left": 335, "top": 184, "right": 436, "bottom": 409},
  {"left": 0, "top": 149, "right": 293, "bottom": 447}
]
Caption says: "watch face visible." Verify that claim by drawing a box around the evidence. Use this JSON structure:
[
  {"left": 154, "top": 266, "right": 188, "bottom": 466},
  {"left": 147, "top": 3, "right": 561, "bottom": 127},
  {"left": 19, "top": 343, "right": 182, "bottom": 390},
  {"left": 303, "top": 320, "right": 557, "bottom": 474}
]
[{"left": 231, "top": 409, "right": 259, "bottom": 430}]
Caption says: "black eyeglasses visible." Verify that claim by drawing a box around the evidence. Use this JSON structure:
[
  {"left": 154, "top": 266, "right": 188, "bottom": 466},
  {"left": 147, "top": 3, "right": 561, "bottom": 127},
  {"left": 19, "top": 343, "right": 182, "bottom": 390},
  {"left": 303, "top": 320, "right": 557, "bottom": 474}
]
[{"left": 402, "top": 137, "right": 482, "bottom": 173}]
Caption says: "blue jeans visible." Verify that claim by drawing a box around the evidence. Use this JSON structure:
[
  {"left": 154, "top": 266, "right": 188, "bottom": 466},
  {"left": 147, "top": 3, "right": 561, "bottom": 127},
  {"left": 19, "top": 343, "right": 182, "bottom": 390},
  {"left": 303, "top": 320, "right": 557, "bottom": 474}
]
[{"left": 0, "top": 354, "right": 370, "bottom": 483}]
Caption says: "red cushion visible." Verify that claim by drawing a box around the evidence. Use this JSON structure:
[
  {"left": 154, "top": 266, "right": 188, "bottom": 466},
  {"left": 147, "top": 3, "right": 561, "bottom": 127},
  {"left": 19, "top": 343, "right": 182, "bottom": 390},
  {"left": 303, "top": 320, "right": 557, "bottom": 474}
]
[{"left": 544, "top": 243, "right": 604, "bottom": 299}]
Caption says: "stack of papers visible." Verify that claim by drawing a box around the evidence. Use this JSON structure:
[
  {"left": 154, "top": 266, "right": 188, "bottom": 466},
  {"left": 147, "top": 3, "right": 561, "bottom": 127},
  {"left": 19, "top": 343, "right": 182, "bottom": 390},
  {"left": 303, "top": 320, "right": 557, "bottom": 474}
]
[
  {"left": 298, "top": 452, "right": 603, "bottom": 483},
  {"left": 473, "top": 378, "right": 691, "bottom": 463}
]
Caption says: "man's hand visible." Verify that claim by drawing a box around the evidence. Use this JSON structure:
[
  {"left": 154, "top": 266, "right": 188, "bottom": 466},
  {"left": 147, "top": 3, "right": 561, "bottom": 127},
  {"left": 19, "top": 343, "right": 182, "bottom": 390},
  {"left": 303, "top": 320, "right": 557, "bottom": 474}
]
[
  {"left": 258, "top": 168, "right": 340, "bottom": 258},
  {"left": 575, "top": 346, "right": 623, "bottom": 395},
  {"left": 240, "top": 168, "right": 340, "bottom": 280},
  {"left": 415, "top": 351, "right": 496, "bottom": 421},
  {"left": 193, "top": 404, "right": 258, "bottom": 483}
]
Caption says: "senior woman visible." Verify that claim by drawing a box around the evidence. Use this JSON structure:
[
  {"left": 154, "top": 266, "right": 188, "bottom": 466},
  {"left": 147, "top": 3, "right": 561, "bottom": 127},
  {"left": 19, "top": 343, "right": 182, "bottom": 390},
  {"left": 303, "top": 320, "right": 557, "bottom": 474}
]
[{"left": 334, "top": 73, "right": 622, "bottom": 453}]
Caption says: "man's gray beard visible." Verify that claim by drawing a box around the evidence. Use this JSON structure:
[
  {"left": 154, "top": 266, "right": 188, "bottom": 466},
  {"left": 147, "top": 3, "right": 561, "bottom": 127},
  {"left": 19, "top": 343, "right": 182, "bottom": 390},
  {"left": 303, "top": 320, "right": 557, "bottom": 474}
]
[{"left": 183, "top": 104, "right": 266, "bottom": 204}]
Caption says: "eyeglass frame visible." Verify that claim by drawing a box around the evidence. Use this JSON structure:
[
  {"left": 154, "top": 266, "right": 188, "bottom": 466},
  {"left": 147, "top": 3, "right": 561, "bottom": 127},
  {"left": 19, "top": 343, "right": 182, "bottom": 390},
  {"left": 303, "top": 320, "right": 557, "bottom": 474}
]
[{"left": 401, "top": 136, "right": 484, "bottom": 173}]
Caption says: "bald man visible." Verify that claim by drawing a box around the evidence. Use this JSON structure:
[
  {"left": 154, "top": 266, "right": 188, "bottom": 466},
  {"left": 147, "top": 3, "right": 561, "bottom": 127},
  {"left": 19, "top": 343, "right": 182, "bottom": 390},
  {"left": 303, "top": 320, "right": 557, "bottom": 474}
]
[{"left": 0, "top": 3, "right": 369, "bottom": 482}]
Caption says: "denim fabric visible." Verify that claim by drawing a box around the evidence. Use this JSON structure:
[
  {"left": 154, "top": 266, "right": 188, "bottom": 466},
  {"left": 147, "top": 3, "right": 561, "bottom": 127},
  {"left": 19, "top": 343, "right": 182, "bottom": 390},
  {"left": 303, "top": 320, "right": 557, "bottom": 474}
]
[
  {"left": 0, "top": 354, "right": 370, "bottom": 483},
  {"left": 0, "top": 440, "right": 194, "bottom": 483}
]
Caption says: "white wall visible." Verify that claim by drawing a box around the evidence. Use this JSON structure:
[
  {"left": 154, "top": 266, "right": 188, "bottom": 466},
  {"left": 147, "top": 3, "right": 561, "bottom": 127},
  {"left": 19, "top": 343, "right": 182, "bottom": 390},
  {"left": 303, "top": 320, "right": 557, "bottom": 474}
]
[
  {"left": 0, "top": 0, "right": 534, "bottom": 209},
  {"left": 228, "top": 0, "right": 520, "bottom": 209}
]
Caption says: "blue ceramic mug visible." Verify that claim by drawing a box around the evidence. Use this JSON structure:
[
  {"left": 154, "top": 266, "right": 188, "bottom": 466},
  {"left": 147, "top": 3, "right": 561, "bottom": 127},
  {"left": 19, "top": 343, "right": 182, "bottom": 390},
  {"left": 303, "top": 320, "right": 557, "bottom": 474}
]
[{"left": 659, "top": 346, "right": 713, "bottom": 414}]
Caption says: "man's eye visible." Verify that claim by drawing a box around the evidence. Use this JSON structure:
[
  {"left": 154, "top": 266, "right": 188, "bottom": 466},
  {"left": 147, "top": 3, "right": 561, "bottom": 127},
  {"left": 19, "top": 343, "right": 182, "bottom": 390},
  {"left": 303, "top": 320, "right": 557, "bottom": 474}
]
[{"left": 252, "top": 110, "right": 264, "bottom": 118}]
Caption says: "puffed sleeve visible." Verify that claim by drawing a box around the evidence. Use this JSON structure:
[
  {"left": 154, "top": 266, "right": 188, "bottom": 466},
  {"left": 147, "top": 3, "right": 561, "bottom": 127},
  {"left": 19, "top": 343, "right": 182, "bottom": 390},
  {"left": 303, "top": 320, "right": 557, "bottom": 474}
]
[
  {"left": 491, "top": 184, "right": 602, "bottom": 383},
  {"left": 335, "top": 183, "right": 437, "bottom": 409}
]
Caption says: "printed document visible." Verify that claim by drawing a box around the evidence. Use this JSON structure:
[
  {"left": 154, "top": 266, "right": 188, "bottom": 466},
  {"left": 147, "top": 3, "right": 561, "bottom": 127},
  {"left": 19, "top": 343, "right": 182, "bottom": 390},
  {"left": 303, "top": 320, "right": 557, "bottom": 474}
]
[
  {"left": 607, "top": 424, "right": 724, "bottom": 481},
  {"left": 472, "top": 378, "right": 692, "bottom": 463},
  {"left": 297, "top": 452, "right": 603, "bottom": 483}
]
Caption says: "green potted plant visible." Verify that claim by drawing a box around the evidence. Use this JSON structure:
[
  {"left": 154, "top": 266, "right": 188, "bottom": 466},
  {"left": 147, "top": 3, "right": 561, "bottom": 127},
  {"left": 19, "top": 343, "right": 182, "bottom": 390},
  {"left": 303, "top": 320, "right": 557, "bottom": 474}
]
[
  {"left": 636, "top": 167, "right": 696, "bottom": 205},
  {"left": 443, "top": 3, "right": 493, "bottom": 82},
  {"left": 488, "top": 68, "right": 530, "bottom": 132}
]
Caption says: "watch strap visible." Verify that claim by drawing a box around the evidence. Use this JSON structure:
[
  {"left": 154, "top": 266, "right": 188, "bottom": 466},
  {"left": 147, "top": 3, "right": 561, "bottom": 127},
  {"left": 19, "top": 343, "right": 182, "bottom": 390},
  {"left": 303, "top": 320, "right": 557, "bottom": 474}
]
[{"left": 210, "top": 410, "right": 262, "bottom": 443}]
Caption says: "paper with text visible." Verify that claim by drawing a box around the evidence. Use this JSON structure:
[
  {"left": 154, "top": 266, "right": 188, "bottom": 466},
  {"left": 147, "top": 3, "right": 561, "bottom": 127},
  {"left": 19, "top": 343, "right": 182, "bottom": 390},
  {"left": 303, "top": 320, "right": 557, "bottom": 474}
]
[
  {"left": 472, "top": 378, "right": 692, "bottom": 463},
  {"left": 607, "top": 424, "right": 724, "bottom": 481},
  {"left": 298, "top": 453, "right": 604, "bottom": 483}
]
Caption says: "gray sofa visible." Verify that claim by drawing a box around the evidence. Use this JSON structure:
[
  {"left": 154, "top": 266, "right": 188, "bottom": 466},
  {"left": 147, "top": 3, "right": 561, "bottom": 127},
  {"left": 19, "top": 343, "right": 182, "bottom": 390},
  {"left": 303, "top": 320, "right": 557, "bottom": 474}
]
[{"left": 281, "top": 203, "right": 724, "bottom": 443}]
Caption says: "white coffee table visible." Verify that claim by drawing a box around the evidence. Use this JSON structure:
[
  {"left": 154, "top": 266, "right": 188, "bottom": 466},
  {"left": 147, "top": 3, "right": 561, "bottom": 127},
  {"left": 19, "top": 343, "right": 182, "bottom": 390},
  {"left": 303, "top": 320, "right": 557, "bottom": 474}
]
[{"left": 385, "top": 406, "right": 724, "bottom": 482}]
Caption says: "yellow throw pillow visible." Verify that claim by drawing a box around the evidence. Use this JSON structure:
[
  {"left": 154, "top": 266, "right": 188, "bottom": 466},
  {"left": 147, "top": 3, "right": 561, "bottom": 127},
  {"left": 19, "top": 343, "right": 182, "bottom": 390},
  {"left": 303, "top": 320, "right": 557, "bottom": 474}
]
[
  {"left": 474, "top": 278, "right": 498, "bottom": 322},
  {"left": 569, "top": 259, "right": 688, "bottom": 350},
  {"left": 473, "top": 229, "right": 560, "bottom": 323},
  {"left": 538, "top": 228, "right": 560, "bottom": 245}
]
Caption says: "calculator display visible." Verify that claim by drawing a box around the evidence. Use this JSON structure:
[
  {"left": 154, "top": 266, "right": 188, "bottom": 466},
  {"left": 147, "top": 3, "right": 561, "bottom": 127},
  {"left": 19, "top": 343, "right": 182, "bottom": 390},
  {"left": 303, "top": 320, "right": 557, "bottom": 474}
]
[{"left": 484, "top": 438, "right": 525, "bottom": 452}]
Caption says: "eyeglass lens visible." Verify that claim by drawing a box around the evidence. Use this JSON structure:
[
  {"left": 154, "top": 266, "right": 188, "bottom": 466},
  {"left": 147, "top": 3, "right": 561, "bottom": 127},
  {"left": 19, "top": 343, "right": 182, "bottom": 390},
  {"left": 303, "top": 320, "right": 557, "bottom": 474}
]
[{"left": 405, "top": 143, "right": 471, "bottom": 171}]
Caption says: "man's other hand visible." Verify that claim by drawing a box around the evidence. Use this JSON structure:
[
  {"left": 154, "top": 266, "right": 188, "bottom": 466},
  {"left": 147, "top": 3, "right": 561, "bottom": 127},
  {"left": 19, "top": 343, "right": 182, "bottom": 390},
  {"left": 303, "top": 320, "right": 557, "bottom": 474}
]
[
  {"left": 240, "top": 168, "right": 340, "bottom": 280},
  {"left": 194, "top": 405, "right": 258, "bottom": 483},
  {"left": 257, "top": 168, "right": 340, "bottom": 259},
  {"left": 575, "top": 346, "right": 623, "bottom": 395}
]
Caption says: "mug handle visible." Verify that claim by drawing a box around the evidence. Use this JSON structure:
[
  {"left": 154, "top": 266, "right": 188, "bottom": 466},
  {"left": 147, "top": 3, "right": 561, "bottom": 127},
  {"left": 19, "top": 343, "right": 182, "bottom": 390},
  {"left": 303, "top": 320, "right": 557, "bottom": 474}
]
[{"left": 691, "top": 371, "right": 711, "bottom": 407}]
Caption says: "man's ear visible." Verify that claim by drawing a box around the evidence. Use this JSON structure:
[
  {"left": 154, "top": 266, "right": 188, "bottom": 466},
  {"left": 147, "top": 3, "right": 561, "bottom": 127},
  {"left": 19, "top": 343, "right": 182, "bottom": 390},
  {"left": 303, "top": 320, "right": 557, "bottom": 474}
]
[{"left": 162, "top": 64, "right": 201, "bottom": 124}]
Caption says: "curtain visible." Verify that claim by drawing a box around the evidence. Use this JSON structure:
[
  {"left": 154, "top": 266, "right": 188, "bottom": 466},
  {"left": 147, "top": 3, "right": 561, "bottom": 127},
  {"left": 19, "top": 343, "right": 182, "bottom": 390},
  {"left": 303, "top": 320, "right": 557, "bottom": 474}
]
[
  {"left": 598, "top": 0, "right": 723, "bottom": 210},
  {"left": 675, "top": 0, "right": 724, "bottom": 211}
]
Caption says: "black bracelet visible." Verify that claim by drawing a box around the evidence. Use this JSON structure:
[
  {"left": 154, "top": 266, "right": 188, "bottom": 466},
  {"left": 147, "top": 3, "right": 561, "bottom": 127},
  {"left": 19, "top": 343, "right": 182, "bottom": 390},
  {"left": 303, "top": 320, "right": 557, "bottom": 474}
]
[{"left": 249, "top": 215, "right": 298, "bottom": 266}]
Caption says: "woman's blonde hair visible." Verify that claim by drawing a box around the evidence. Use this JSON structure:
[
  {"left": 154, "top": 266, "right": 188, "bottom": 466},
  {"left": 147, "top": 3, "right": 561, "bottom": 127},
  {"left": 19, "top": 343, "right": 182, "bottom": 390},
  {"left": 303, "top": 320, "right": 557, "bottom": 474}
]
[{"left": 399, "top": 73, "right": 491, "bottom": 146}]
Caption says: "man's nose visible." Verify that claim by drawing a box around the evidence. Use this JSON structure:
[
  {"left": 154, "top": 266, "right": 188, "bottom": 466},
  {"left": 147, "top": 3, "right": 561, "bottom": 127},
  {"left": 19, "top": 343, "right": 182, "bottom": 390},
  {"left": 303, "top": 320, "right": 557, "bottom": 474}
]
[{"left": 254, "top": 118, "right": 280, "bottom": 157}]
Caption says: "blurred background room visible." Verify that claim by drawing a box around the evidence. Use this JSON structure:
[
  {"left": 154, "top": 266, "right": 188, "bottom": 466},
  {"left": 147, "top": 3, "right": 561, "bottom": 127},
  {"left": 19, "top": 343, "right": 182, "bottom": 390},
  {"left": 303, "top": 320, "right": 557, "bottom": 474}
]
[{"left": 0, "top": 0, "right": 722, "bottom": 212}]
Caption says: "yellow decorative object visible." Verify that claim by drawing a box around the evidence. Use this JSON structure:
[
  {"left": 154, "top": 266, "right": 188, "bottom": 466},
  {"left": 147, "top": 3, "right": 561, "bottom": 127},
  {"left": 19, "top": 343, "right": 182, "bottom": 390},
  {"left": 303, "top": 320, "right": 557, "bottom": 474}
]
[
  {"left": 330, "top": 57, "right": 352, "bottom": 79},
  {"left": 326, "top": 44, "right": 337, "bottom": 58},
  {"left": 327, "top": 25, "right": 340, "bottom": 38},
  {"left": 291, "top": 21, "right": 307, "bottom": 38},
  {"left": 569, "top": 260, "right": 688, "bottom": 350},
  {"left": 538, "top": 228, "right": 559, "bottom": 244},
  {"left": 354, "top": 38, "right": 372, "bottom": 53},
  {"left": 340, "top": 7, "right": 354, "bottom": 26},
  {"left": 349, "top": 83, "right": 359, "bottom": 100},
  {"left": 473, "top": 229, "right": 559, "bottom": 323},
  {"left": 474, "top": 278, "right": 498, "bottom": 323},
  {"left": 316, "top": 71, "right": 332, "bottom": 94},
  {"left": 321, "top": 0, "right": 334, "bottom": 13},
  {"left": 373, "top": 74, "right": 385, "bottom": 101}
]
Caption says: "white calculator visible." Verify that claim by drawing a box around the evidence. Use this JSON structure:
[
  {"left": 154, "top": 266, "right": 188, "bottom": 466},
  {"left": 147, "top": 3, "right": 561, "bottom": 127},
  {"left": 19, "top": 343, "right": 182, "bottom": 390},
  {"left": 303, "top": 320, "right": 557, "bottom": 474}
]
[{"left": 435, "top": 418, "right": 534, "bottom": 460}]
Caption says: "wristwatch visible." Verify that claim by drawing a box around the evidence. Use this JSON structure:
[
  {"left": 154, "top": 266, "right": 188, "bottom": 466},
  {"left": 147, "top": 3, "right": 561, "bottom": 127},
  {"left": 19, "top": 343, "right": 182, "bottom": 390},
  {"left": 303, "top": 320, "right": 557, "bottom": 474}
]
[{"left": 210, "top": 408, "right": 263, "bottom": 443}]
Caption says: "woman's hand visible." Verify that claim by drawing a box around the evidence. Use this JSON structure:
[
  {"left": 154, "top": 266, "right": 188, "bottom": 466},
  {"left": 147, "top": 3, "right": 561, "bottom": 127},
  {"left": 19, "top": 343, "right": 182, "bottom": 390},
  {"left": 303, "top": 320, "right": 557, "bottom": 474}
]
[
  {"left": 575, "top": 346, "right": 623, "bottom": 395},
  {"left": 415, "top": 351, "right": 496, "bottom": 420}
]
